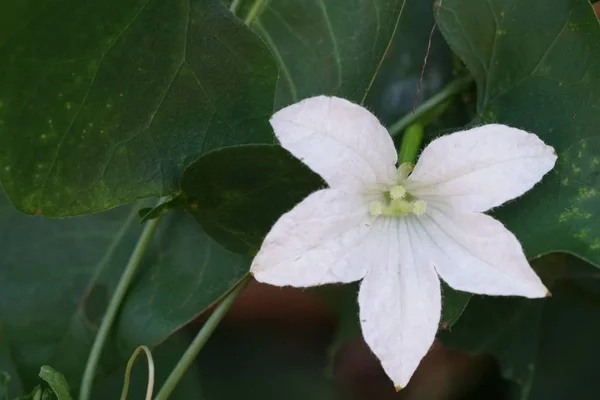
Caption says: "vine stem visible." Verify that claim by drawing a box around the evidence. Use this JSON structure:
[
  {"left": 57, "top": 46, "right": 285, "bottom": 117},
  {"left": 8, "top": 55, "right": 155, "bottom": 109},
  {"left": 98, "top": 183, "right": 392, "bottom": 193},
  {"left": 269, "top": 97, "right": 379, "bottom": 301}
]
[
  {"left": 229, "top": 0, "right": 242, "bottom": 14},
  {"left": 388, "top": 73, "right": 474, "bottom": 138},
  {"left": 153, "top": 275, "right": 253, "bottom": 400},
  {"left": 79, "top": 213, "right": 162, "bottom": 400},
  {"left": 243, "top": 0, "right": 265, "bottom": 25}
]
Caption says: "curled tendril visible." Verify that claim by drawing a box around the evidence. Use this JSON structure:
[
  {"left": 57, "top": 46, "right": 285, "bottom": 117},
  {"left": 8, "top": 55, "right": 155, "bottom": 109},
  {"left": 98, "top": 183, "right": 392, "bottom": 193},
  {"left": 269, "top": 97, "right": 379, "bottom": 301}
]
[{"left": 120, "top": 345, "right": 155, "bottom": 400}]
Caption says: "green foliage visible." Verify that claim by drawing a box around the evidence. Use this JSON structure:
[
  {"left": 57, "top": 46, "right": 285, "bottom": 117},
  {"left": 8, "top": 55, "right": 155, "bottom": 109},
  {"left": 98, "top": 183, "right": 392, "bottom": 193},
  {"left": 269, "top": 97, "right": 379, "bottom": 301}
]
[
  {"left": 0, "top": 0, "right": 277, "bottom": 217},
  {"left": 436, "top": 0, "right": 600, "bottom": 396},
  {"left": 438, "top": 0, "right": 600, "bottom": 265},
  {"left": 250, "top": 0, "right": 407, "bottom": 108},
  {"left": 0, "top": 192, "right": 248, "bottom": 391},
  {"left": 440, "top": 254, "right": 600, "bottom": 399},
  {"left": 2, "top": 0, "right": 600, "bottom": 398},
  {"left": 38, "top": 366, "right": 72, "bottom": 400},
  {"left": 180, "top": 144, "right": 324, "bottom": 254}
]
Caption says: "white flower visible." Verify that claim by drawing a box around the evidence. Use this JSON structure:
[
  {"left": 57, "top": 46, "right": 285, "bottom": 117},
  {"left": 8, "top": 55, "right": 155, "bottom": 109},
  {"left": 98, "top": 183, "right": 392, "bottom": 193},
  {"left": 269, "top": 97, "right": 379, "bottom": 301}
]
[{"left": 250, "top": 96, "right": 557, "bottom": 389}]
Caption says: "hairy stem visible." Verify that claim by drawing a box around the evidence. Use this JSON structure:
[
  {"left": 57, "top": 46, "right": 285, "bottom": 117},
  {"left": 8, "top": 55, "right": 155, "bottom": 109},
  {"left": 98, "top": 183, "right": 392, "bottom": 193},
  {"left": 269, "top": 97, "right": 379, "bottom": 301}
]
[
  {"left": 79, "top": 213, "right": 162, "bottom": 400},
  {"left": 153, "top": 275, "right": 253, "bottom": 400},
  {"left": 388, "top": 73, "right": 474, "bottom": 137}
]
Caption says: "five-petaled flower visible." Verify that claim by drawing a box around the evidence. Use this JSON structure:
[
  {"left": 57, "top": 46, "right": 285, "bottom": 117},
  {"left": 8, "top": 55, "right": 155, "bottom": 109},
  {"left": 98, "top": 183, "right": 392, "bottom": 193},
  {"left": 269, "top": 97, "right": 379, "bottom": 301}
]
[{"left": 250, "top": 96, "right": 557, "bottom": 389}]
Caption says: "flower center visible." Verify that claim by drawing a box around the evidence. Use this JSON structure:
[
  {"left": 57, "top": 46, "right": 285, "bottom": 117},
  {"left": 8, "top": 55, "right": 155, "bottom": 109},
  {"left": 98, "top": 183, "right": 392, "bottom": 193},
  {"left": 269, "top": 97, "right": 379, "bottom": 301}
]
[{"left": 368, "top": 163, "right": 427, "bottom": 217}]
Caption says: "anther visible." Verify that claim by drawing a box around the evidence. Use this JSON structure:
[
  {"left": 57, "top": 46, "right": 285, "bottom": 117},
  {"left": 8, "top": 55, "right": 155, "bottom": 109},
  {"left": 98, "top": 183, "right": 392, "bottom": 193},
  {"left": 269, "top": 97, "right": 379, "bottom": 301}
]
[
  {"left": 369, "top": 201, "right": 384, "bottom": 216},
  {"left": 389, "top": 185, "right": 407, "bottom": 200},
  {"left": 412, "top": 200, "right": 427, "bottom": 216}
]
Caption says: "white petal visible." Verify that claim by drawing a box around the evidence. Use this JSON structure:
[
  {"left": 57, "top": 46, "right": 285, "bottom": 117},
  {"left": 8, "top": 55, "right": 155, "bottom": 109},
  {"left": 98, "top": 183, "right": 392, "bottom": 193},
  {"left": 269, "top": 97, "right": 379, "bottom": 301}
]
[
  {"left": 359, "top": 218, "right": 441, "bottom": 389},
  {"left": 406, "top": 124, "right": 557, "bottom": 212},
  {"left": 270, "top": 96, "right": 398, "bottom": 192},
  {"left": 251, "top": 189, "right": 377, "bottom": 287},
  {"left": 414, "top": 205, "right": 548, "bottom": 298}
]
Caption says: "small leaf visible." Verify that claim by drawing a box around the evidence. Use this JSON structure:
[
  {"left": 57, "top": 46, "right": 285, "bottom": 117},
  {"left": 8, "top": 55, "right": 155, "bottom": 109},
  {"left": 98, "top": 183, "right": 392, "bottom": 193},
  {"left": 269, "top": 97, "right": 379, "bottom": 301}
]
[
  {"left": 179, "top": 144, "right": 324, "bottom": 254},
  {"left": 38, "top": 366, "right": 72, "bottom": 400}
]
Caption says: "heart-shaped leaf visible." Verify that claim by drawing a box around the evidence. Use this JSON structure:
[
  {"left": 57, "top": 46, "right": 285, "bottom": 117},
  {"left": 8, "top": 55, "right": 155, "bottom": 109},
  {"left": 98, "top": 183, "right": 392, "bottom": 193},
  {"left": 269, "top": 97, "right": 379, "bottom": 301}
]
[
  {"left": 438, "top": 0, "right": 600, "bottom": 266},
  {"left": 0, "top": 0, "right": 277, "bottom": 217}
]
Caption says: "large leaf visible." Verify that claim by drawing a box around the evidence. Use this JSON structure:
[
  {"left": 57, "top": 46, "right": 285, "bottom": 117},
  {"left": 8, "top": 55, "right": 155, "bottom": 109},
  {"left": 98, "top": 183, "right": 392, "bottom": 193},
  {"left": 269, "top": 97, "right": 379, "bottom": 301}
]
[
  {"left": 0, "top": 0, "right": 277, "bottom": 217},
  {"left": 179, "top": 144, "right": 324, "bottom": 254},
  {"left": 0, "top": 190, "right": 248, "bottom": 391},
  {"left": 440, "top": 254, "right": 600, "bottom": 399},
  {"left": 437, "top": 0, "right": 600, "bottom": 265},
  {"left": 251, "top": 0, "right": 406, "bottom": 108}
]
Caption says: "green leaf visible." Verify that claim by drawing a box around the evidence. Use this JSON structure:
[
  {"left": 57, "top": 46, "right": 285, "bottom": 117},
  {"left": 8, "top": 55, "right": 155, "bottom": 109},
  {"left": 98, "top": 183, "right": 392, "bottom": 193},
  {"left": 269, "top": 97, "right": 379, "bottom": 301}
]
[
  {"left": 38, "top": 366, "right": 72, "bottom": 400},
  {"left": 437, "top": 0, "right": 600, "bottom": 265},
  {"left": 0, "top": 0, "right": 277, "bottom": 217},
  {"left": 180, "top": 144, "right": 324, "bottom": 254},
  {"left": 440, "top": 253, "right": 600, "bottom": 399},
  {"left": 0, "top": 190, "right": 248, "bottom": 391},
  {"left": 251, "top": 0, "right": 407, "bottom": 108}
]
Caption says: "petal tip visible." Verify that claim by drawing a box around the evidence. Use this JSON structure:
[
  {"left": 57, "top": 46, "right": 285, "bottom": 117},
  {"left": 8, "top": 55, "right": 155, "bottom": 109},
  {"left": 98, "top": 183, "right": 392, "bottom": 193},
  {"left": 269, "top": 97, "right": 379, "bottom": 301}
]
[
  {"left": 394, "top": 386, "right": 403, "bottom": 392},
  {"left": 546, "top": 290, "right": 552, "bottom": 297}
]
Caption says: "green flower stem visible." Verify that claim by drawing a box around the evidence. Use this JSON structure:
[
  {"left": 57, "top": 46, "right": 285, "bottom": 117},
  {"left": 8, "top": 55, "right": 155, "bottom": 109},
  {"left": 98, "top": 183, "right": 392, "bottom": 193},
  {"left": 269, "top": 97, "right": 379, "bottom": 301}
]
[
  {"left": 388, "top": 73, "right": 474, "bottom": 138},
  {"left": 153, "top": 275, "right": 253, "bottom": 400},
  {"left": 229, "top": 0, "right": 242, "bottom": 14},
  {"left": 79, "top": 213, "right": 162, "bottom": 400},
  {"left": 398, "top": 124, "right": 424, "bottom": 164},
  {"left": 243, "top": 0, "right": 264, "bottom": 25}
]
